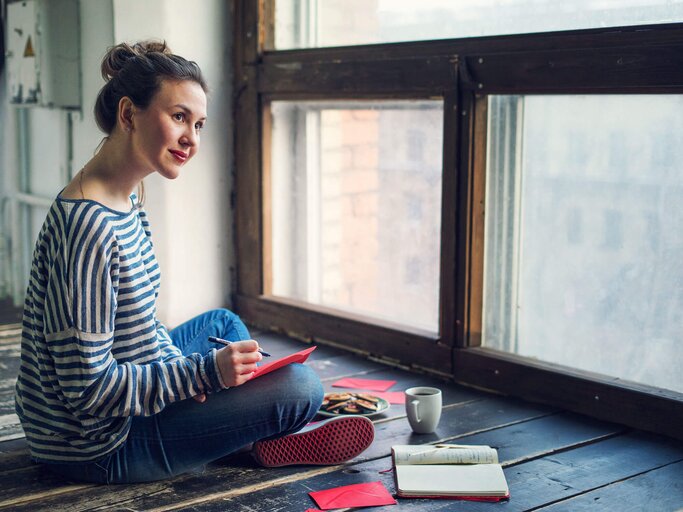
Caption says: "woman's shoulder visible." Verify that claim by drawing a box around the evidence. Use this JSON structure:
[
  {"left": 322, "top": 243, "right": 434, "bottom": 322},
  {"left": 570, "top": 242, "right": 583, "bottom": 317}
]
[
  {"left": 52, "top": 193, "right": 134, "bottom": 241},
  {"left": 57, "top": 192, "right": 137, "bottom": 217}
]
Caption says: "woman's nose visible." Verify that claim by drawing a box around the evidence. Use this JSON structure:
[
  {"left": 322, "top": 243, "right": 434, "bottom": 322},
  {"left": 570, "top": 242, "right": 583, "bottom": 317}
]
[{"left": 180, "top": 129, "right": 199, "bottom": 148}]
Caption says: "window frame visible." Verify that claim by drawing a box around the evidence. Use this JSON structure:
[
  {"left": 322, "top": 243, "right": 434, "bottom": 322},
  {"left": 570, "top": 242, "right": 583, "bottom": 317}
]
[{"left": 233, "top": 0, "right": 683, "bottom": 439}]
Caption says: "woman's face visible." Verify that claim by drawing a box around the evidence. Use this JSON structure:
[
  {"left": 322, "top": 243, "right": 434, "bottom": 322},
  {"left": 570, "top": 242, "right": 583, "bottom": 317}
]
[{"left": 131, "top": 79, "right": 207, "bottom": 179}]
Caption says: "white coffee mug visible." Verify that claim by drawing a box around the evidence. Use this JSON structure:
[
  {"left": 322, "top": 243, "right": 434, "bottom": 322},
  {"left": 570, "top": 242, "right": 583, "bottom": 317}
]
[{"left": 405, "top": 387, "right": 442, "bottom": 434}]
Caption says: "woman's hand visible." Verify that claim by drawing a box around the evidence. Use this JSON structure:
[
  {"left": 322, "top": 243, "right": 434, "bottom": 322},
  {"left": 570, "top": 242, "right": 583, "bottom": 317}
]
[{"left": 215, "top": 339, "right": 263, "bottom": 387}]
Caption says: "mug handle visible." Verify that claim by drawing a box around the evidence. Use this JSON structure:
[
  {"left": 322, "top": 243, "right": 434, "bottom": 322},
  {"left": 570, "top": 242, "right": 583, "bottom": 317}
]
[{"left": 409, "top": 399, "right": 421, "bottom": 423}]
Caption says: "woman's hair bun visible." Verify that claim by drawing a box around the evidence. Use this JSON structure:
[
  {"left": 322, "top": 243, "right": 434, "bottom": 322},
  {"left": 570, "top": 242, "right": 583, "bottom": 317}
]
[
  {"left": 94, "top": 39, "right": 206, "bottom": 136},
  {"left": 100, "top": 40, "right": 171, "bottom": 81}
]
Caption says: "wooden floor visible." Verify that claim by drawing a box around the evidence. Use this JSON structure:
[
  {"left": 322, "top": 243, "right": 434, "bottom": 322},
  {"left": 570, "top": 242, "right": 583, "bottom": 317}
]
[{"left": 1, "top": 324, "right": 682, "bottom": 511}]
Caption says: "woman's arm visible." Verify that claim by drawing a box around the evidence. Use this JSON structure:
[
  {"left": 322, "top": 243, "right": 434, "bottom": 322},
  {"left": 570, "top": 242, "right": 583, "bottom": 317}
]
[{"left": 45, "top": 205, "right": 226, "bottom": 418}]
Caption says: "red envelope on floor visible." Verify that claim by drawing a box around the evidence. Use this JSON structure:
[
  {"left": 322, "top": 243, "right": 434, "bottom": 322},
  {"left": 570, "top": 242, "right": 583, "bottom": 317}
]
[
  {"left": 309, "top": 481, "right": 397, "bottom": 510},
  {"left": 251, "top": 346, "right": 317, "bottom": 379},
  {"left": 371, "top": 391, "right": 406, "bottom": 404},
  {"left": 331, "top": 377, "right": 397, "bottom": 392}
]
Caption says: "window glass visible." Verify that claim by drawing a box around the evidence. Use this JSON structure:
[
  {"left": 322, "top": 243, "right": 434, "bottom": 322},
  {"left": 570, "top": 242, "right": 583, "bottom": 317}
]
[
  {"left": 273, "top": 0, "right": 683, "bottom": 50},
  {"left": 483, "top": 94, "right": 683, "bottom": 393},
  {"left": 269, "top": 100, "right": 443, "bottom": 333}
]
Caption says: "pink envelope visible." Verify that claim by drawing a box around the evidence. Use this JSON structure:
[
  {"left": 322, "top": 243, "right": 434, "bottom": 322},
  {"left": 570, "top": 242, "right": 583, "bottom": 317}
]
[
  {"left": 371, "top": 391, "right": 406, "bottom": 404},
  {"left": 309, "top": 481, "right": 397, "bottom": 510},
  {"left": 251, "top": 346, "right": 317, "bottom": 379},
  {"left": 331, "top": 377, "right": 397, "bottom": 392}
]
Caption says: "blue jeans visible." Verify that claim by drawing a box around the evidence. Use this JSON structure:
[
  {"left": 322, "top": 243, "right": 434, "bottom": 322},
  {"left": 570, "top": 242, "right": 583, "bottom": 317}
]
[{"left": 45, "top": 309, "right": 324, "bottom": 483}]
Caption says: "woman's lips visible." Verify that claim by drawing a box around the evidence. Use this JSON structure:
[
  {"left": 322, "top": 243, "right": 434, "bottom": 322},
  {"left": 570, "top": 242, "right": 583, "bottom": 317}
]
[{"left": 169, "top": 150, "right": 188, "bottom": 162}]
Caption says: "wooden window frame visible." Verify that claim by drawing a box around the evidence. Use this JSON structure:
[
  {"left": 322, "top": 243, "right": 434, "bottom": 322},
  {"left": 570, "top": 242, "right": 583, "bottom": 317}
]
[{"left": 233, "top": 0, "right": 683, "bottom": 439}]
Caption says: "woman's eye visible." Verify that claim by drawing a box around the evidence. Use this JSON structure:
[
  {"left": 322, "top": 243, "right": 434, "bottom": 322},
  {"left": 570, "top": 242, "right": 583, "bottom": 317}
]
[
  {"left": 173, "top": 113, "right": 184, "bottom": 122},
  {"left": 195, "top": 122, "right": 204, "bottom": 131}
]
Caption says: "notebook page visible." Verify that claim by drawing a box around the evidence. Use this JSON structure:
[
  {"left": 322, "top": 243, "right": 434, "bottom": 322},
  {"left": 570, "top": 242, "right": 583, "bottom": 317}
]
[{"left": 393, "top": 445, "right": 498, "bottom": 465}]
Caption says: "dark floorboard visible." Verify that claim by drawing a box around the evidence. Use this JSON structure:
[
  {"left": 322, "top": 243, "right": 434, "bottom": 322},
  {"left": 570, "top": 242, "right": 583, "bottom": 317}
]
[
  {"left": 536, "top": 461, "right": 683, "bottom": 512},
  {"left": 0, "top": 328, "right": 682, "bottom": 511},
  {"left": 0, "top": 325, "right": 22, "bottom": 443}
]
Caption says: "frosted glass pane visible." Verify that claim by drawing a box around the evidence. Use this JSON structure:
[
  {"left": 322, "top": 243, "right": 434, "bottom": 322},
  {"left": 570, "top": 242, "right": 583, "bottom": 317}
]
[
  {"left": 273, "top": 0, "right": 683, "bottom": 50},
  {"left": 270, "top": 101, "right": 443, "bottom": 333},
  {"left": 483, "top": 95, "right": 683, "bottom": 393}
]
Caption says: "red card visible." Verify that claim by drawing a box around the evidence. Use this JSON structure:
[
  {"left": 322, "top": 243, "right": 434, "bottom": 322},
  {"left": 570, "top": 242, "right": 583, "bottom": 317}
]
[
  {"left": 251, "top": 346, "right": 317, "bottom": 379},
  {"left": 371, "top": 391, "right": 406, "bottom": 404},
  {"left": 309, "top": 481, "right": 397, "bottom": 510},
  {"left": 331, "top": 377, "right": 396, "bottom": 392}
]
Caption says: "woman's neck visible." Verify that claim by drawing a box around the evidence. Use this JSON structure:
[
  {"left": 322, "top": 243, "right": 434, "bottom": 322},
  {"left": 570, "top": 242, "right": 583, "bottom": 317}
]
[
  {"left": 88, "top": 140, "right": 141, "bottom": 196},
  {"left": 65, "top": 136, "right": 150, "bottom": 211}
]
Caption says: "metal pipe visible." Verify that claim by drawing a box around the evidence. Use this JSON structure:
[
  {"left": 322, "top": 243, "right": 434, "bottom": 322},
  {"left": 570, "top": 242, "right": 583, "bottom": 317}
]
[
  {"left": 15, "top": 192, "right": 53, "bottom": 208},
  {"left": 0, "top": 197, "right": 12, "bottom": 298},
  {"left": 13, "top": 107, "right": 30, "bottom": 306},
  {"left": 9, "top": 197, "right": 22, "bottom": 307}
]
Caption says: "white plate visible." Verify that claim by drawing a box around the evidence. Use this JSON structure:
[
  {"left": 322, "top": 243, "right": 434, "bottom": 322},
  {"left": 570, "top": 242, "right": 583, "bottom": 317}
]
[{"left": 318, "top": 393, "right": 390, "bottom": 418}]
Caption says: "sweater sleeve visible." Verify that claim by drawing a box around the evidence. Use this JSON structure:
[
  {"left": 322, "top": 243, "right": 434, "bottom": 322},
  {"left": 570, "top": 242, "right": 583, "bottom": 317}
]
[
  {"left": 44, "top": 209, "right": 225, "bottom": 419},
  {"left": 155, "top": 320, "right": 227, "bottom": 389},
  {"left": 155, "top": 320, "right": 183, "bottom": 361}
]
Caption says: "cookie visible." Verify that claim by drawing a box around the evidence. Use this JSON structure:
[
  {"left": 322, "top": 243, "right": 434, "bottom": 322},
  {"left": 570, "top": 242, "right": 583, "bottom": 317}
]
[
  {"left": 354, "top": 393, "right": 379, "bottom": 403},
  {"left": 355, "top": 399, "right": 378, "bottom": 412},
  {"left": 326, "top": 400, "right": 350, "bottom": 412},
  {"left": 343, "top": 403, "right": 362, "bottom": 414},
  {"left": 326, "top": 393, "right": 353, "bottom": 402}
]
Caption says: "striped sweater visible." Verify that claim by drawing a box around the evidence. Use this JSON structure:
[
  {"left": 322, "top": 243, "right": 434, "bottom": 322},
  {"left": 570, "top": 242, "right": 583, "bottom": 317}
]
[{"left": 15, "top": 195, "right": 226, "bottom": 463}]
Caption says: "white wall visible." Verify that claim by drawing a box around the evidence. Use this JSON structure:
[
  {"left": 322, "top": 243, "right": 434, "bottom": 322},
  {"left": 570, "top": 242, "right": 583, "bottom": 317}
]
[{"left": 109, "top": 0, "right": 235, "bottom": 327}]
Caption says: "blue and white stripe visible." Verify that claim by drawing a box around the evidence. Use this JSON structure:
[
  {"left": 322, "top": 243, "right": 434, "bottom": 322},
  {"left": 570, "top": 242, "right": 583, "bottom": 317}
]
[{"left": 15, "top": 197, "right": 225, "bottom": 463}]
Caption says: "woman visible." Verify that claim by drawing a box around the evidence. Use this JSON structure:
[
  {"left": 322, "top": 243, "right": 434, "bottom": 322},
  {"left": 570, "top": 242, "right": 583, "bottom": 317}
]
[{"left": 14, "top": 41, "right": 373, "bottom": 484}]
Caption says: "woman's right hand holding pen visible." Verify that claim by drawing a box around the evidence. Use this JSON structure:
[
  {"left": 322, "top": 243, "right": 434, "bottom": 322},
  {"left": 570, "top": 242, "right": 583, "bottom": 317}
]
[{"left": 215, "top": 340, "right": 263, "bottom": 387}]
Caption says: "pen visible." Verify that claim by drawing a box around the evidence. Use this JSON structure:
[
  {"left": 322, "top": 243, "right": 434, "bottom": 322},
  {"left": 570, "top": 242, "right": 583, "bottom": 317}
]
[{"left": 208, "top": 336, "right": 271, "bottom": 357}]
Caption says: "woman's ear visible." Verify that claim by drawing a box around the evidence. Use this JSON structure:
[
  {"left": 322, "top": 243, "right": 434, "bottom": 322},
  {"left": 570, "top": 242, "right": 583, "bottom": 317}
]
[{"left": 117, "top": 97, "right": 136, "bottom": 133}]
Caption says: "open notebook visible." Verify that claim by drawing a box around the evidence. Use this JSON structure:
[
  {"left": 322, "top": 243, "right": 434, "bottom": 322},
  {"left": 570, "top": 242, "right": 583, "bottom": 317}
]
[{"left": 392, "top": 444, "right": 510, "bottom": 500}]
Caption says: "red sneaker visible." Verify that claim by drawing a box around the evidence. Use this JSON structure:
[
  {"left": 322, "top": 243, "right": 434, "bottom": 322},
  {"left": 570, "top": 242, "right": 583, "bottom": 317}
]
[{"left": 252, "top": 416, "right": 375, "bottom": 467}]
